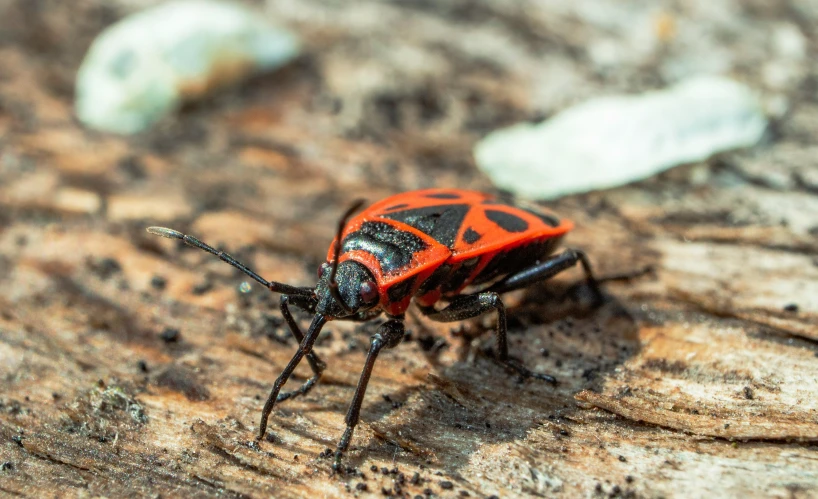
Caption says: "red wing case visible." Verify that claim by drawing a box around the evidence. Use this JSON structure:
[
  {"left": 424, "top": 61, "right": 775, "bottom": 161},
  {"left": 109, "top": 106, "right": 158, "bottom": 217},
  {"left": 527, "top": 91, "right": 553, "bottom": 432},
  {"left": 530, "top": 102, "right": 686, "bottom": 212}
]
[{"left": 370, "top": 189, "right": 572, "bottom": 263}]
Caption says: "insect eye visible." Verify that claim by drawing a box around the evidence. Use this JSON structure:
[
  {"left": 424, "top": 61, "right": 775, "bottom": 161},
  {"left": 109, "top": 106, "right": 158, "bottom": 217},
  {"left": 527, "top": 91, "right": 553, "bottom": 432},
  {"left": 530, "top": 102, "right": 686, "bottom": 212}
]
[
  {"left": 318, "top": 263, "right": 331, "bottom": 278},
  {"left": 359, "top": 281, "right": 378, "bottom": 303}
]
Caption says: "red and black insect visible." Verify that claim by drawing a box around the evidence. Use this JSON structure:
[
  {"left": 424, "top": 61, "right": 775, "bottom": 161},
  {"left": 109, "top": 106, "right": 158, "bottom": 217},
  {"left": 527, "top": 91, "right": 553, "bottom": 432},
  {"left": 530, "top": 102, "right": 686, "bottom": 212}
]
[{"left": 147, "top": 188, "right": 602, "bottom": 470}]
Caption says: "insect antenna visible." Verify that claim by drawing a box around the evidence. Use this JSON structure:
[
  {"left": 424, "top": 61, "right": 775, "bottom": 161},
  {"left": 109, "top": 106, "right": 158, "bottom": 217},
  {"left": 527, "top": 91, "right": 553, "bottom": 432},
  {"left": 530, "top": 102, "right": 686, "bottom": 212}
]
[
  {"left": 596, "top": 265, "right": 654, "bottom": 283},
  {"left": 146, "top": 226, "right": 314, "bottom": 297},
  {"left": 328, "top": 199, "right": 365, "bottom": 314}
]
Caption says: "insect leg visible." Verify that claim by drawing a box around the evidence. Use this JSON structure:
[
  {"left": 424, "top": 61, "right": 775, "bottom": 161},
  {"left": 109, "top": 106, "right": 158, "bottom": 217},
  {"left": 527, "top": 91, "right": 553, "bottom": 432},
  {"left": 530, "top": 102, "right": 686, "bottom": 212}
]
[
  {"left": 419, "top": 293, "right": 557, "bottom": 384},
  {"left": 487, "top": 249, "right": 601, "bottom": 303},
  {"left": 275, "top": 295, "right": 327, "bottom": 403},
  {"left": 333, "top": 319, "right": 405, "bottom": 471},
  {"left": 258, "top": 314, "right": 327, "bottom": 442}
]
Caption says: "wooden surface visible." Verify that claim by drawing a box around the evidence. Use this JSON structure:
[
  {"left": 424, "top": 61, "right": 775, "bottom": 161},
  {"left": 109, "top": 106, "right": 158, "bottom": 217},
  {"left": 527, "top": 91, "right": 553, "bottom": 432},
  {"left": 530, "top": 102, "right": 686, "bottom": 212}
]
[{"left": 1, "top": 1, "right": 817, "bottom": 497}]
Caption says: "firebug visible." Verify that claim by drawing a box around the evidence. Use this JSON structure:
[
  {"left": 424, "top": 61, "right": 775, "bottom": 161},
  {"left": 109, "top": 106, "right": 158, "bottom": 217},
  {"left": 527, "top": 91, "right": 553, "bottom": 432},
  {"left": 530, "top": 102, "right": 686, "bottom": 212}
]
[{"left": 147, "top": 189, "right": 606, "bottom": 470}]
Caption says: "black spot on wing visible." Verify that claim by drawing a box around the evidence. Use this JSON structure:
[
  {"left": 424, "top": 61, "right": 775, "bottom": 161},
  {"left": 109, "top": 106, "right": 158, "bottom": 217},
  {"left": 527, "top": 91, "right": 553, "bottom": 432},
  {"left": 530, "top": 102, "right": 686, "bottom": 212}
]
[
  {"left": 424, "top": 192, "right": 461, "bottom": 199},
  {"left": 341, "top": 221, "right": 427, "bottom": 273},
  {"left": 416, "top": 264, "right": 451, "bottom": 296},
  {"left": 382, "top": 204, "right": 469, "bottom": 248},
  {"left": 440, "top": 258, "right": 480, "bottom": 293},
  {"left": 521, "top": 207, "right": 561, "bottom": 227},
  {"left": 485, "top": 209, "right": 529, "bottom": 233},
  {"left": 359, "top": 221, "right": 427, "bottom": 251},
  {"left": 462, "top": 227, "right": 481, "bottom": 244},
  {"left": 387, "top": 275, "right": 416, "bottom": 303}
]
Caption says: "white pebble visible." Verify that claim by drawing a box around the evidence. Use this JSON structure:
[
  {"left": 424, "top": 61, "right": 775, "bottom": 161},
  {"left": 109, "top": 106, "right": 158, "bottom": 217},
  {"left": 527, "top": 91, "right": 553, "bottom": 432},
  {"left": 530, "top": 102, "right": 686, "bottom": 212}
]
[
  {"left": 772, "top": 24, "right": 807, "bottom": 60},
  {"left": 474, "top": 76, "right": 767, "bottom": 199},
  {"left": 75, "top": 0, "right": 299, "bottom": 134}
]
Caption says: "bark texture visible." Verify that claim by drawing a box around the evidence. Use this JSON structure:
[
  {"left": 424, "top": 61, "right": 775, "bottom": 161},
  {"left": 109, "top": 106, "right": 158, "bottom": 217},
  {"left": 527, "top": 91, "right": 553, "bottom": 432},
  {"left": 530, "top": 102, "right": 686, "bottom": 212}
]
[{"left": 0, "top": 1, "right": 816, "bottom": 498}]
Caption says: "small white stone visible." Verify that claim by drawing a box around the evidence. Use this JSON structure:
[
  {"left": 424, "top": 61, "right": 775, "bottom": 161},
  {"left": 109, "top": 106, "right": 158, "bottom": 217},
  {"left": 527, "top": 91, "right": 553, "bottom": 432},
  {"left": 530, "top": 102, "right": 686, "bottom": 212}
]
[
  {"left": 474, "top": 76, "right": 767, "bottom": 199},
  {"left": 76, "top": 0, "right": 299, "bottom": 134},
  {"left": 772, "top": 24, "right": 807, "bottom": 60}
]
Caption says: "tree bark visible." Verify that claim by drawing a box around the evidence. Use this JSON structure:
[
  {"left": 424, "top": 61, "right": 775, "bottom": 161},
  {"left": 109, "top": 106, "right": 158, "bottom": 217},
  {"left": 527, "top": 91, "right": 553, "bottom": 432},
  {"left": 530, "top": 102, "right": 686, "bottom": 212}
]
[{"left": 0, "top": 1, "right": 816, "bottom": 498}]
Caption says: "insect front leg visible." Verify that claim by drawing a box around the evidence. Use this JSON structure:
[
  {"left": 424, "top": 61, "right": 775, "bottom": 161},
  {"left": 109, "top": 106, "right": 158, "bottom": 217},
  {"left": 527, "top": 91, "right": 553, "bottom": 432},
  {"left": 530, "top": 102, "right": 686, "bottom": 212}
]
[
  {"left": 258, "top": 314, "right": 327, "bottom": 442},
  {"left": 275, "top": 295, "right": 327, "bottom": 403},
  {"left": 333, "top": 319, "right": 405, "bottom": 472},
  {"left": 419, "top": 293, "right": 557, "bottom": 384}
]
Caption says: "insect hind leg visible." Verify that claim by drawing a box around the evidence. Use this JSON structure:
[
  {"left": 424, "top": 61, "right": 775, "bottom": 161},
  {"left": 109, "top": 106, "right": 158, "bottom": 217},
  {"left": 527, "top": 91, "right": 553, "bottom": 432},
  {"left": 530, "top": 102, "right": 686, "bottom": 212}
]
[
  {"left": 486, "top": 249, "right": 602, "bottom": 304},
  {"left": 418, "top": 293, "right": 557, "bottom": 384}
]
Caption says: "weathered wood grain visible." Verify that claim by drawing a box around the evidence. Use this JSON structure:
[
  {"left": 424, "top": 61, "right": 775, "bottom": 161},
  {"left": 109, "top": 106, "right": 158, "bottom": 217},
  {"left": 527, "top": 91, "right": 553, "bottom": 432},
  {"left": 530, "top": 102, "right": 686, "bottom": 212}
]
[{"left": 1, "top": 1, "right": 817, "bottom": 498}]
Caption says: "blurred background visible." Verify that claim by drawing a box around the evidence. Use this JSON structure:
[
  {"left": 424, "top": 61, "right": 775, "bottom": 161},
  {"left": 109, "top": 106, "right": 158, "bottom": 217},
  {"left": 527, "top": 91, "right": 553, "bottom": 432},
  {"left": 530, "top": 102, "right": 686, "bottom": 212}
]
[{"left": 0, "top": 1, "right": 816, "bottom": 498}]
